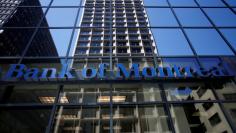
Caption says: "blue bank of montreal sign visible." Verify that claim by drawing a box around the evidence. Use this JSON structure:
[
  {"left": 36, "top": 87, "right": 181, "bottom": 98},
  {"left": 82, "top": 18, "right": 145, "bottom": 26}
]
[{"left": 0, "top": 63, "right": 234, "bottom": 81}]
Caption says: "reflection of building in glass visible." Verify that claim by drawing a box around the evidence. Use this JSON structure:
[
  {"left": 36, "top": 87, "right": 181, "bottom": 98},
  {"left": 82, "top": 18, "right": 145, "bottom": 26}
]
[
  {"left": 0, "top": 0, "right": 58, "bottom": 56},
  {"left": 73, "top": 0, "right": 157, "bottom": 68}
]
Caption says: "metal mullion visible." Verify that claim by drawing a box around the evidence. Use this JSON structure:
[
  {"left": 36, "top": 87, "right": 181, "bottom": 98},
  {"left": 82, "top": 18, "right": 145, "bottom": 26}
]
[
  {"left": 45, "top": 85, "right": 63, "bottom": 133},
  {"left": 194, "top": 0, "right": 236, "bottom": 56},
  {"left": 65, "top": 0, "right": 84, "bottom": 61},
  {"left": 109, "top": 0, "right": 114, "bottom": 133},
  {"left": 166, "top": 0, "right": 204, "bottom": 68},
  {"left": 159, "top": 84, "right": 176, "bottom": 133},
  {"left": 17, "top": 0, "right": 54, "bottom": 64}
]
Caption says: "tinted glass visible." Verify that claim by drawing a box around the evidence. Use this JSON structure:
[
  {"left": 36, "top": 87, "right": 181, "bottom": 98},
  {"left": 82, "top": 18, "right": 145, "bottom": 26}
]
[
  {"left": 185, "top": 29, "right": 234, "bottom": 55},
  {"left": 152, "top": 29, "right": 193, "bottom": 55},
  {"left": 143, "top": 0, "right": 168, "bottom": 6},
  {"left": 169, "top": 0, "right": 197, "bottom": 6},
  {"left": 174, "top": 8, "right": 211, "bottom": 26},
  {"left": 196, "top": 0, "right": 226, "bottom": 6},
  {"left": 204, "top": 8, "right": 236, "bottom": 27},
  {"left": 220, "top": 29, "right": 236, "bottom": 50},
  {"left": 146, "top": 8, "right": 179, "bottom": 26}
]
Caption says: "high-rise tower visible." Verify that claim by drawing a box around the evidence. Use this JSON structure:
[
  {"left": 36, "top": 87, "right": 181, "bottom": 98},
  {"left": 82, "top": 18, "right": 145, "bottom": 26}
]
[{"left": 74, "top": 0, "right": 157, "bottom": 68}]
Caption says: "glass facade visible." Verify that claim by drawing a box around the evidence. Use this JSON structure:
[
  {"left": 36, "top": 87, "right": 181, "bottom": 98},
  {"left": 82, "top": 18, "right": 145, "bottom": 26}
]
[{"left": 0, "top": 0, "right": 236, "bottom": 133}]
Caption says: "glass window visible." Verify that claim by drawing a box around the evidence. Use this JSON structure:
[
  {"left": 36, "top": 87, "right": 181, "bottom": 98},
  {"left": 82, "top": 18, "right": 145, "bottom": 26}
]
[
  {"left": 52, "top": 0, "right": 82, "bottom": 6},
  {"left": 138, "top": 105, "right": 171, "bottom": 133},
  {"left": 39, "top": 0, "right": 52, "bottom": 6},
  {"left": 223, "top": 103, "right": 236, "bottom": 127},
  {"left": 164, "top": 83, "right": 216, "bottom": 101},
  {"left": 214, "top": 80, "right": 236, "bottom": 100},
  {"left": 204, "top": 8, "right": 236, "bottom": 27},
  {"left": 197, "top": 0, "right": 226, "bottom": 6},
  {"left": 45, "top": 8, "right": 78, "bottom": 27},
  {"left": 26, "top": 29, "right": 73, "bottom": 57},
  {"left": 170, "top": 103, "right": 233, "bottom": 133},
  {"left": 174, "top": 8, "right": 211, "bottom": 26},
  {"left": 152, "top": 29, "right": 193, "bottom": 55},
  {"left": 220, "top": 29, "right": 236, "bottom": 50},
  {"left": 185, "top": 29, "right": 234, "bottom": 55},
  {"left": 0, "top": 85, "right": 58, "bottom": 104},
  {"left": 112, "top": 83, "right": 162, "bottom": 102},
  {"left": 146, "top": 8, "right": 179, "bottom": 26},
  {"left": 143, "top": 0, "right": 168, "bottom": 6},
  {"left": 0, "top": 109, "right": 51, "bottom": 133},
  {"left": 225, "top": 0, "right": 236, "bottom": 6},
  {"left": 162, "top": 58, "right": 199, "bottom": 68},
  {"left": 169, "top": 0, "right": 197, "bottom": 6}
]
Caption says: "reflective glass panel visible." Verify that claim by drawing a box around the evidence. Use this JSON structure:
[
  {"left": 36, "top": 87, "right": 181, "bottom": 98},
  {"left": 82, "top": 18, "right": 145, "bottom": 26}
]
[
  {"left": 143, "top": 0, "right": 168, "bottom": 6},
  {"left": 164, "top": 83, "right": 216, "bottom": 101},
  {"left": 169, "top": 0, "right": 197, "bottom": 6},
  {"left": 185, "top": 29, "right": 234, "bottom": 55},
  {"left": 146, "top": 8, "right": 179, "bottom": 26},
  {"left": 0, "top": 109, "right": 51, "bottom": 133},
  {"left": 174, "top": 8, "right": 211, "bottom": 26},
  {"left": 170, "top": 103, "right": 233, "bottom": 133},
  {"left": 196, "top": 0, "right": 226, "bottom": 6},
  {"left": 204, "top": 8, "right": 236, "bottom": 27},
  {"left": 152, "top": 29, "right": 193, "bottom": 55},
  {"left": 220, "top": 29, "right": 236, "bottom": 50}
]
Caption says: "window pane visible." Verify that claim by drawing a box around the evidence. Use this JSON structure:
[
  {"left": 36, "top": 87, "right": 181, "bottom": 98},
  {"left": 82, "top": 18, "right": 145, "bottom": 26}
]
[
  {"left": 143, "top": 0, "right": 168, "bottom": 6},
  {"left": 0, "top": 28, "right": 36, "bottom": 56},
  {"left": 225, "top": 0, "right": 236, "bottom": 6},
  {"left": 214, "top": 80, "right": 236, "bottom": 100},
  {"left": 220, "top": 29, "right": 236, "bottom": 50},
  {"left": 223, "top": 103, "right": 236, "bottom": 127},
  {"left": 164, "top": 83, "right": 216, "bottom": 101},
  {"left": 45, "top": 8, "right": 78, "bottom": 27},
  {"left": 39, "top": 0, "right": 52, "bottom": 6},
  {"left": 0, "top": 85, "right": 58, "bottom": 104},
  {"left": 185, "top": 29, "right": 234, "bottom": 55},
  {"left": 169, "top": 0, "right": 197, "bottom": 6},
  {"left": 26, "top": 29, "right": 73, "bottom": 57},
  {"left": 197, "top": 0, "right": 226, "bottom": 6},
  {"left": 52, "top": 0, "right": 82, "bottom": 6},
  {"left": 146, "top": 8, "right": 179, "bottom": 26},
  {"left": 152, "top": 29, "right": 193, "bottom": 55},
  {"left": 170, "top": 103, "right": 233, "bottom": 133},
  {"left": 0, "top": 109, "right": 51, "bottom": 133},
  {"left": 204, "top": 8, "right": 236, "bottom": 27},
  {"left": 174, "top": 8, "right": 211, "bottom": 26}
]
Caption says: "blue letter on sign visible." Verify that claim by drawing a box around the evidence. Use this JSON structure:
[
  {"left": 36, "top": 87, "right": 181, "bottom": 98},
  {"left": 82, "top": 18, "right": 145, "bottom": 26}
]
[
  {"left": 5, "top": 64, "right": 25, "bottom": 80},
  {"left": 116, "top": 63, "right": 141, "bottom": 79}
]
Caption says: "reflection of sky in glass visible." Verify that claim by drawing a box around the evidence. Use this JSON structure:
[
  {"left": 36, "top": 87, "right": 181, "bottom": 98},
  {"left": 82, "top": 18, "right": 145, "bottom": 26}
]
[
  {"left": 185, "top": 29, "right": 234, "bottom": 55},
  {"left": 39, "top": 0, "right": 52, "bottom": 6},
  {"left": 220, "top": 29, "right": 236, "bottom": 51},
  {"left": 152, "top": 29, "right": 193, "bottom": 56},
  {"left": 52, "top": 0, "right": 82, "bottom": 6},
  {"left": 204, "top": 8, "right": 236, "bottom": 27},
  {"left": 174, "top": 8, "right": 211, "bottom": 26},
  {"left": 225, "top": 0, "right": 236, "bottom": 6},
  {"left": 143, "top": 0, "right": 168, "bottom": 6},
  {"left": 43, "top": 6, "right": 79, "bottom": 56},
  {"left": 146, "top": 8, "right": 178, "bottom": 26},
  {"left": 196, "top": 0, "right": 225, "bottom": 6},
  {"left": 50, "top": 29, "right": 73, "bottom": 56},
  {"left": 169, "top": 0, "right": 197, "bottom": 6}
]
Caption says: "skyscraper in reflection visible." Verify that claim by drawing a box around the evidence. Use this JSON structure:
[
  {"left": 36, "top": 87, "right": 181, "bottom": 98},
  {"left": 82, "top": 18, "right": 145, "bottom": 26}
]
[{"left": 0, "top": 0, "right": 58, "bottom": 56}]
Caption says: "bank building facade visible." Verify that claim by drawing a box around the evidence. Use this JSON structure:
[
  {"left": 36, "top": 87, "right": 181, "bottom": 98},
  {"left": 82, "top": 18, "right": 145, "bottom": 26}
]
[{"left": 0, "top": 0, "right": 236, "bottom": 133}]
